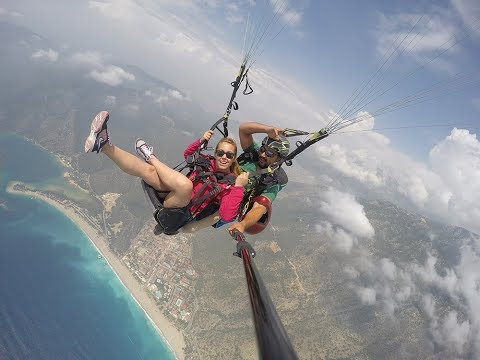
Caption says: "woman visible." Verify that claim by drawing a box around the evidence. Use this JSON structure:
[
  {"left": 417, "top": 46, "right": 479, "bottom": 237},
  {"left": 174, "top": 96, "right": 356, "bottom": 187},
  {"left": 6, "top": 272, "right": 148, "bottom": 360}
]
[{"left": 84, "top": 111, "right": 248, "bottom": 233}]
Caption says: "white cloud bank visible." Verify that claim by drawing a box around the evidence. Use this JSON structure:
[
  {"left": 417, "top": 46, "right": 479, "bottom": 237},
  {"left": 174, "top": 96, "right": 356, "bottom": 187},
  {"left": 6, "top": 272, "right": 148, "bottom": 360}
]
[
  {"left": 70, "top": 51, "right": 134, "bottom": 86},
  {"left": 429, "top": 128, "right": 480, "bottom": 232},
  {"left": 318, "top": 188, "right": 375, "bottom": 239},
  {"left": 316, "top": 116, "right": 480, "bottom": 235},
  {"left": 89, "top": 65, "right": 134, "bottom": 86},
  {"left": 315, "top": 187, "right": 374, "bottom": 254},
  {"left": 145, "top": 89, "right": 190, "bottom": 105},
  {"left": 344, "top": 237, "right": 480, "bottom": 357},
  {"left": 31, "top": 48, "right": 58, "bottom": 62},
  {"left": 83, "top": 0, "right": 322, "bottom": 130},
  {"left": 0, "top": 7, "right": 22, "bottom": 17}
]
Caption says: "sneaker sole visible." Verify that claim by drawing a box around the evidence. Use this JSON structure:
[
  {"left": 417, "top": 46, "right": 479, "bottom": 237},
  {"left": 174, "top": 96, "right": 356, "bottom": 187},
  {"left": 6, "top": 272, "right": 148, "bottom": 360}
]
[{"left": 84, "top": 111, "right": 109, "bottom": 153}]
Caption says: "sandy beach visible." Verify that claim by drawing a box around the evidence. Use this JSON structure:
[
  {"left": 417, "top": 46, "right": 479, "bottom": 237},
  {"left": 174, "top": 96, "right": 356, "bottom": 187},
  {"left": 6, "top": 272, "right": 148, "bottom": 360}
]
[{"left": 6, "top": 181, "right": 186, "bottom": 360}]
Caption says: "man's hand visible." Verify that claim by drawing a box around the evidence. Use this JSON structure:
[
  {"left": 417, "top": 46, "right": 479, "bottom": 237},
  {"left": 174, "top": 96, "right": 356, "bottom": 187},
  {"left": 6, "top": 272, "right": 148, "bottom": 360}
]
[
  {"left": 235, "top": 172, "right": 249, "bottom": 187},
  {"left": 228, "top": 221, "right": 246, "bottom": 234},
  {"left": 266, "top": 127, "right": 285, "bottom": 140}
]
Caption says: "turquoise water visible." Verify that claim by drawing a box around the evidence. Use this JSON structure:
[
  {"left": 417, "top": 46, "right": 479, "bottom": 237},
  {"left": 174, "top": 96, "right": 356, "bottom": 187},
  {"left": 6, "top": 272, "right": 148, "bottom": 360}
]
[{"left": 0, "top": 134, "right": 175, "bottom": 359}]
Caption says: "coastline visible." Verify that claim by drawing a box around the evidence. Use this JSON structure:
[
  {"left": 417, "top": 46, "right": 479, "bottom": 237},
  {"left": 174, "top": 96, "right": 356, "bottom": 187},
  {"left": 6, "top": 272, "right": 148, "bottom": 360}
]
[{"left": 6, "top": 181, "right": 186, "bottom": 360}]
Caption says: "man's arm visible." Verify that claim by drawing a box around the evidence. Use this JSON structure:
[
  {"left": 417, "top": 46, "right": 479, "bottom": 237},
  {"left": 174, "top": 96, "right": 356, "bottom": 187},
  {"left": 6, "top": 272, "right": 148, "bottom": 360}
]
[
  {"left": 239, "top": 122, "right": 284, "bottom": 150},
  {"left": 227, "top": 202, "right": 267, "bottom": 234}
]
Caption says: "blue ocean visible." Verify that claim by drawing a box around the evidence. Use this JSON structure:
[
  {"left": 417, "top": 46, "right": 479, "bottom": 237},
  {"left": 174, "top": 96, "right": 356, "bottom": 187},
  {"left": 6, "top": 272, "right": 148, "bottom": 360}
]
[{"left": 0, "top": 134, "right": 175, "bottom": 360}]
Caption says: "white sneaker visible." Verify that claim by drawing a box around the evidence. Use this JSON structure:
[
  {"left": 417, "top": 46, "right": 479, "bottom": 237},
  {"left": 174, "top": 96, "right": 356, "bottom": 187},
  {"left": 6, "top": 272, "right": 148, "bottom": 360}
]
[
  {"left": 135, "top": 138, "right": 154, "bottom": 161},
  {"left": 85, "top": 111, "right": 110, "bottom": 153}
]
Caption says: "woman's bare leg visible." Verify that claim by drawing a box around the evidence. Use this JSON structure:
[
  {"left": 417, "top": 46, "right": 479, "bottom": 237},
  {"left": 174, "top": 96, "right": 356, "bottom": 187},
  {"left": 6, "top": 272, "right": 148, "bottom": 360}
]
[
  {"left": 101, "top": 144, "right": 192, "bottom": 208},
  {"left": 101, "top": 143, "right": 164, "bottom": 190},
  {"left": 147, "top": 155, "right": 193, "bottom": 208},
  {"left": 85, "top": 111, "right": 192, "bottom": 208}
]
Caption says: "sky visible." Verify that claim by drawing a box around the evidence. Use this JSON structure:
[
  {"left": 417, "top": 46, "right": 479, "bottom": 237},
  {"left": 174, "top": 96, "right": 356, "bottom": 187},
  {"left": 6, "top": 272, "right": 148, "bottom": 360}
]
[{"left": 1, "top": 0, "right": 480, "bottom": 357}]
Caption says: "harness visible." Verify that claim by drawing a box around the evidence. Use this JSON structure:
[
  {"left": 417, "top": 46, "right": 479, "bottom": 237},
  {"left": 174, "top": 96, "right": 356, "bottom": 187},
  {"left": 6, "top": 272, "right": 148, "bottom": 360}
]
[
  {"left": 142, "top": 154, "right": 236, "bottom": 235},
  {"left": 186, "top": 155, "right": 237, "bottom": 220},
  {"left": 237, "top": 149, "right": 288, "bottom": 219}
]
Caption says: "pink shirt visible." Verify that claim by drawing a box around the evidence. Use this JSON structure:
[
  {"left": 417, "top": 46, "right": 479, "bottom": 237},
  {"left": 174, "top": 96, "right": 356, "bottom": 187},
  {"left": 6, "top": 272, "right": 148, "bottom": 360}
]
[{"left": 184, "top": 139, "right": 244, "bottom": 222}]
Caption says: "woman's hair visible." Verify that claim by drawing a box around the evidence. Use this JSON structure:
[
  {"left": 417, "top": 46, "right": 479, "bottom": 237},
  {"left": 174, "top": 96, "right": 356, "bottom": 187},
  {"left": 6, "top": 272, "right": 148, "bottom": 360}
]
[{"left": 215, "top": 137, "right": 242, "bottom": 175}]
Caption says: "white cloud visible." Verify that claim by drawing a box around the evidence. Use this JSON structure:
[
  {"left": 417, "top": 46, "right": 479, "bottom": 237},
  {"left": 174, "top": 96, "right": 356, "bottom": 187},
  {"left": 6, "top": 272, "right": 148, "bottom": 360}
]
[
  {"left": 71, "top": 51, "right": 104, "bottom": 67},
  {"left": 269, "top": 0, "right": 302, "bottom": 27},
  {"left": 429, "top": 128, "right": 480, "bottom": 232},
  {"left": 344, "top": 265, "right": 360, "bottom": 279},
  {"left": 317, "top": 112, "right": 393, "bottom": 187},
  {"left": 348, "top": 255, "right": 416, "bottom": 316},
  {"left": 80, "top": 0, "right": 320, "bottom": 131},
  {"left": 386, "top": 242, "right": 480, "bottom": 353},
  {"left": 315, "top": 120, "right": 480, "bottom": 235},
  {"left": 88, "top": 0, "right": 140, "bottom": 22},
  {"left": 315, "top": 221, "right": 358, "bottom": 254},
  {"left": 355, "top": 286, "right": 376, "bottom": 305},
  {"left": 412, "top": 253, "right": 459, "bottom": 295},
  {"left": 375, "top": 10, "right": 461, "bottom": 72},
  {"left": 346, "top": 235, "right": 480, "bottom": 356},
  {"left": 380, "top": 258, "right": 397, "bottom": 280},
  {"left": 160, "top": 32, "right": 202, "bottom": 53},
  {"left": 31, "top": 48, "right": 58, "bottom": 62},
  {"left": 441, "top": 311, "right": 471, "bottom": 354},
  {"left": 318, "top": 188, "right": 375, "bottom": 238},
  {"left": 168, "top": 89, "right": 187, "bottom": 100},
  {"left": 70, "top": 51, "right": 134, "bottom": 86},
  {"left": 451, "top": 0, "right": 480, "bottom": 36},
  {"left": 417, "top": 244, "right": 480, "bottom": 356},
  {"left": 89, "top": 65, "right": 134, "bottom": 86},
  {"left": 422, "top": 293, "right": 436, "bottom": 318},
  {"left": 0, "top": 7, "right": 23, "bottom": 17},
  {"left": 316, "top": 143, "right": 385, "bottom": 187},
  {"left": 145, "top": 88, "right": 189, "bottom": 105}
]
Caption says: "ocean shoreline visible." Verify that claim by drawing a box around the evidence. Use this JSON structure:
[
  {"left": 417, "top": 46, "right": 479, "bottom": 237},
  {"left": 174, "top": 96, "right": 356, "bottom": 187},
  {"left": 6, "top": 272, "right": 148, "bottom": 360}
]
[{"left": 6, "top": 181, "right": 186, "bottom": 360}]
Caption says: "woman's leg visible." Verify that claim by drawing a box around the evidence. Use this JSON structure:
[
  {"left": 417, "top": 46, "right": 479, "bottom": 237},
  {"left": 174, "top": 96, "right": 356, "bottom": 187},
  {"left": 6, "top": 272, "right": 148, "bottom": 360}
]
[
  {"left": 85, "top": 111, "right": 192, "bottom": 208},
  {"left": 101, "top": 143, "right": 161, "bottom": 186},
  {"left": 101, "top": 145, "right": 192, "bottom": 208},
  {"left": 146, "top": 155, "right": 193, "bottom": 208}
]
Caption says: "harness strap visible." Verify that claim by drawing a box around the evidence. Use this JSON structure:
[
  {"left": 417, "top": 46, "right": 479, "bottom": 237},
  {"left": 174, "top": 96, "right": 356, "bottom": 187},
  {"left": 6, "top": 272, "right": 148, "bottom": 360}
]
[
  {"left": 187, "top": 162, "right": 237, "bottom": 216},
  {"left": 190, "top": 180, "right": 223, "bottom": 210}
]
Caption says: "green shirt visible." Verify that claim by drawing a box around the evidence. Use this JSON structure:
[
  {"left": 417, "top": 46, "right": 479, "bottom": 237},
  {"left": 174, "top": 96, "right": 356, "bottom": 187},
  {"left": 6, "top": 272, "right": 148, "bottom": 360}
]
[{"left": 239, "top": 142, "right": 286, "bottom": 203}]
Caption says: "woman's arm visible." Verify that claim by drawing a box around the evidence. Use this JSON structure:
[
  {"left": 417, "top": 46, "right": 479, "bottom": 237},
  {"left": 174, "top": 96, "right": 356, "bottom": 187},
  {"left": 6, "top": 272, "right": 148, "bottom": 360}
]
[
  {"left": 218, "top": 185, "right": 245, "bottom": 222},
  {"left": 183, "top": 130, "right": 214, "bottom": 158},
  {"left": 217, "top": 172, "right": 248, "bottom": 221},
  {"left": 183, "top": 138, "right": 202, "bottom": 158}
]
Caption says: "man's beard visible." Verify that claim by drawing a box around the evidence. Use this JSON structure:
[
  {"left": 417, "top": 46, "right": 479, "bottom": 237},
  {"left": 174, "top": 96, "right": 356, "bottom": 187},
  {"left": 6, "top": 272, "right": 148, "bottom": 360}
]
[{"left": 257, "top": 157, "right": 267, "bottom": 169}]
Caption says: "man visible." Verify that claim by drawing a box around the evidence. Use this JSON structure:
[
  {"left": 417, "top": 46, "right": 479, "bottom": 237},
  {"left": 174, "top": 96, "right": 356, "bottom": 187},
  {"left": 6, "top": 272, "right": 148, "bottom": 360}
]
[{"left": 228, "top": 121, "right": 290, "bottom": 234}]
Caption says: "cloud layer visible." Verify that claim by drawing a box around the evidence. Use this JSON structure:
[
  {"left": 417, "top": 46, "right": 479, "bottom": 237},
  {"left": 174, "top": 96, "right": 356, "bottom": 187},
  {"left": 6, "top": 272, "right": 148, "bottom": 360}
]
[{"left": 316, "top": 116, "right": 480, "bottom": 235}]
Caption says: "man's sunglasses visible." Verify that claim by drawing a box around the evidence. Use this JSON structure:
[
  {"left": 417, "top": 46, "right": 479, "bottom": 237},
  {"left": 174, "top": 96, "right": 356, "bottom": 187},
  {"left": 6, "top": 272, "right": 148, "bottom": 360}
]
[
  {"left": 259, "top": 145, "right": 277, "bottom": 158},
  {"left": 215, "top": 149, "right": 235, "bottom": 159}
]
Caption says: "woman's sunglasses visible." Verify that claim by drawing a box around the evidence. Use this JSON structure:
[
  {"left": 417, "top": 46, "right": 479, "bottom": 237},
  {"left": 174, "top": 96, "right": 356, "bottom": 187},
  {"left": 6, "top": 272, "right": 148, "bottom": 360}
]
[
  {"left": 259, "top": 145, "right": 277, "bottom": 158},
  {"left": 215, "top": 149, "right": 235, "bottom": 159}
]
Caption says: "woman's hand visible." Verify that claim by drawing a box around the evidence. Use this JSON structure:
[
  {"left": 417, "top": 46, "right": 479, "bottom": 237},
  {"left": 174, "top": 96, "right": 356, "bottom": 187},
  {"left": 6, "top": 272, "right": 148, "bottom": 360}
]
[
  {"left": 201, "top": 130, "right": 214, "bottom": 142},
  {"left": 235, "top": 172, "right": 249, "bottom": 187}
]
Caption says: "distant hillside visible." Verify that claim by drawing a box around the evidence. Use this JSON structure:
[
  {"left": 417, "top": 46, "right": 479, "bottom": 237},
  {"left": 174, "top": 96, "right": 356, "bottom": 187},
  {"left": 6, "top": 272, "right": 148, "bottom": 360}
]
[
  {"left": 0, "top": 21, "right": 217, "bottom": 252},
  {"left": 0, "top": 22, "right": 213, "bottom": 157}
]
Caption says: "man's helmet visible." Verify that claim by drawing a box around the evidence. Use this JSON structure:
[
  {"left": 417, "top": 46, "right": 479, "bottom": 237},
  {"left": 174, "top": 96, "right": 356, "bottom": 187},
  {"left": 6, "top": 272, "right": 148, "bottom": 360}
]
[{"left": 261, "top": 135, "right": 290, "bottom": 158}]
